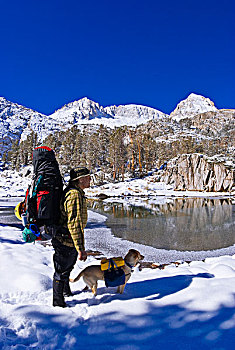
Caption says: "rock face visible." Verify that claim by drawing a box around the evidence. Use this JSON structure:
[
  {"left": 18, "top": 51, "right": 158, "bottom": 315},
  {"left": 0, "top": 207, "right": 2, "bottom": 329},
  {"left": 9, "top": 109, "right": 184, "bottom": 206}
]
[{"left": 159, "top": 154, "right": 235, "bottom": 192}]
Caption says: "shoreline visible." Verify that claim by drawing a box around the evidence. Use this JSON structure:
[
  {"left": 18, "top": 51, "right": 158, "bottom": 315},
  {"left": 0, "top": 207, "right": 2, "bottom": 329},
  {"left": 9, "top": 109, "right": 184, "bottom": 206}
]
[
  {"left": 85, "top": 210, "right": 235, "bottom": 264},
  {"left": 1, "top": 195, "right": 234, "bottom": 264}
]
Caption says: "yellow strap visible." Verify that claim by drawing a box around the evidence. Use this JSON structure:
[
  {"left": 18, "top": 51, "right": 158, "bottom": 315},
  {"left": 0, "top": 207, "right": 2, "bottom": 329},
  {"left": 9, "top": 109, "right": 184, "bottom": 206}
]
[{"left": 101, "top": 257, "right": 125, "bottom": 271}]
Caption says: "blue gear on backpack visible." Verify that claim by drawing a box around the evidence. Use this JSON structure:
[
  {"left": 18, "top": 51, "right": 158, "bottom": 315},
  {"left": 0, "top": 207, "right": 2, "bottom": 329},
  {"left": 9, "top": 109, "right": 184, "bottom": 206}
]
[
  {"left": 22, "top": 224, "right": 41, "bottom": 243},
  {"left": 104, "top": 268, "right": 126, "bottom": 287},
  {"left": 103, "top": 259, "right": 126, "bottom": 287}
]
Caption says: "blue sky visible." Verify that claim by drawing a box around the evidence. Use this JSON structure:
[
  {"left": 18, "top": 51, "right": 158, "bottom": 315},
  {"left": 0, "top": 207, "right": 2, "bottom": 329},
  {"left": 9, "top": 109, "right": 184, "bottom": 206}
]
[{"left": 0, "top": 0, "right": 234, "bottom": 115}]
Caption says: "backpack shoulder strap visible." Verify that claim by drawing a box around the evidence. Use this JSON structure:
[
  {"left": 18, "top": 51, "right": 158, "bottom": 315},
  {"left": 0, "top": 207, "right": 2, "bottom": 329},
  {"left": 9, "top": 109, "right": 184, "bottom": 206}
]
[{"left": 32, "top": 175, "right": 43, "bottom": 198}]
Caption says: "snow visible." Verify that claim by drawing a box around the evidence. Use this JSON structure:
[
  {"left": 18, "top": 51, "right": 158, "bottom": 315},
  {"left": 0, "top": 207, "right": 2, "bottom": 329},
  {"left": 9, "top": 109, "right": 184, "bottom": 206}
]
[
  {"left": 1, "top": 210, "right": 235, "bottom": 349},
  {"left": 0, "top": 94, "right": 165, "bottom": 147},
  {"left": 1, "top": 92, "right": 235, "bottom": 348},
  {"left": 1, "top": 169, "right": 235, "bottom": 349},
  {"left": 44, "top": 99, "right": 167, "bottom": 134},
  {"left": 0, "top": 97, "right": 46, "bottom": 142},
  {"left": 0, "top": 168, "right": 32, "bottom": 197},
  {"left": 19, "top": 98, "right": 167, "bottom": 142},
  {"left": 170, "top": 93, "right": 218, "bottom": 121},
  {"left": 86, "top": 175, "right": 234, "bottom": 199},
  {"left": 1, "top": 166, "right": 234, "bottom": 200}
]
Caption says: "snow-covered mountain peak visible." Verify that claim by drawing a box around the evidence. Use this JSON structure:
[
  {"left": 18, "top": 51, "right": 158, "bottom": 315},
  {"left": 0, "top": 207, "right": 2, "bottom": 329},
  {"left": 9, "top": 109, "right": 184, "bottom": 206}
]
[
  {"left": 170, "top": 93, "right": 218, "bottom": 121},
  {"left": 0, "top": 96, "right": 16, "bottom": 108},
  {"left": 1, "top": 93, "right": 233, "bottom": 159},
  {"left": 104, "top": 103, "right": 167, "bottom": 123},
  {"left": 59, "top": 97, "right": 99, "bottom": 110},
  {"left": 0, "top": 97, "right": 46, "bottom": 141},
  {"left": 48, "top": 98, "right": 167, "bottom": 129},
  {"left": 49, "top": 97, "right": 110, "bottom": 123}
]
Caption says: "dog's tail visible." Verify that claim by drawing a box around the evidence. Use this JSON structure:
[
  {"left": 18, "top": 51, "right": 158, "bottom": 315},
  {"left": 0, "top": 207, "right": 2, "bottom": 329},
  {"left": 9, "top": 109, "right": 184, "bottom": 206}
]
[{"left": 69, "top": 270, "right": 84, "bottom": 283}]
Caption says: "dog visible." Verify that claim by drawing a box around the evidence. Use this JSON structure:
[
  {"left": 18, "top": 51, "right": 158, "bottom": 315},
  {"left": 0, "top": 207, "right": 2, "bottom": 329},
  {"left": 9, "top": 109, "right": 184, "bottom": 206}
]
[{"left": 69, "top": 249, "right": 144, "bottom": 296}]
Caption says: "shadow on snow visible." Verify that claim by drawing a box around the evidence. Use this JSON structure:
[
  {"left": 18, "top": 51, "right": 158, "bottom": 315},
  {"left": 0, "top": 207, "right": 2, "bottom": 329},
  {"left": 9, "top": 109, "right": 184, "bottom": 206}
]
[
  {"left": 70, "top": 273, "right": 214, "bottom": 305},
  {"left": 5, "top": 273, "right": 235, "bottom": 350},
  {"left": 0, "top": 223, "right": 24, "bottom": 244}
]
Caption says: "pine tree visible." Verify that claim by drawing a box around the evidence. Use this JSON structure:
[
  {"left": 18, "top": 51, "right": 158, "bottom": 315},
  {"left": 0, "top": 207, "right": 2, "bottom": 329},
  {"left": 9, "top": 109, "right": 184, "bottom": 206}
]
[
  {"left": 8, "top": 139, "right": 20, "bottom": 170},
  {"left": 108, "top": 127, "right": 128, "bottom": 181}
]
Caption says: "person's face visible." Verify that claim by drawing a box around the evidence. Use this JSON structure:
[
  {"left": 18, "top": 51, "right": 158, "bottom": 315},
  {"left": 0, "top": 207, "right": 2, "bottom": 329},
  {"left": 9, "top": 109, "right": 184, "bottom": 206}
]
[{"left": 78, "top": 175, "right": 91, "bottom": 189}]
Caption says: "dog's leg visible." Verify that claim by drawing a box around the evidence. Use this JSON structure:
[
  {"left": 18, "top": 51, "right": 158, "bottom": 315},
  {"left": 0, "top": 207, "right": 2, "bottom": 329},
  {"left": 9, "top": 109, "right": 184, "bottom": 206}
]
[
  {"left": 83, "top": 277, "right": 93, "bottom": 292},
  {"left": 118, "top": 283, "right": 126, "bottom": 294},
  {"left": 91, "top": 282, "right": 97, "bottom": 296},
  {"left": 83, "top": 277, "right": 97, "bottom": 296}
]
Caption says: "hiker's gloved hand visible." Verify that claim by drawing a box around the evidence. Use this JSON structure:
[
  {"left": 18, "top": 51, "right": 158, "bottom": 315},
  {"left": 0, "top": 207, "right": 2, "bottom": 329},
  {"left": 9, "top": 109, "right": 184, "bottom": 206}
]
[{"left": 78, "top": 250, "right": 87, "bottom": 261}]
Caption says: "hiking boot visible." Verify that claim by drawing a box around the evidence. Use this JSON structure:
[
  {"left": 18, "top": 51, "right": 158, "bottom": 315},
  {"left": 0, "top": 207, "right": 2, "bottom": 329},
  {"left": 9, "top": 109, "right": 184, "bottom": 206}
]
[
  {"left": 53, "top": 299, "right": 67, "bottom": 308},
  {"left": 53, "top": 279, "right": 67, "bottom": 307},
  {"left": 63, "top": 279, "right": 73, "bottom": 297}
]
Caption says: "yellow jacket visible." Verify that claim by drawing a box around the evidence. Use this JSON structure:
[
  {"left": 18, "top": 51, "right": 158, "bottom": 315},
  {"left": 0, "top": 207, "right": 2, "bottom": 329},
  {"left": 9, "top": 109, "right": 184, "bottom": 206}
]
[{"left": 57, "top": 185, "right": 87, "bottom": 252}]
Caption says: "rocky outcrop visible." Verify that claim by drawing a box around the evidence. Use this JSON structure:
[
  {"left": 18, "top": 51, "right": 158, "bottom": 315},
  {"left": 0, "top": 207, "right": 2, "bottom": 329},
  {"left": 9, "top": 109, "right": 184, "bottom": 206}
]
[{"left": 159, "top": 153, "right": 235, "bottom": 192}]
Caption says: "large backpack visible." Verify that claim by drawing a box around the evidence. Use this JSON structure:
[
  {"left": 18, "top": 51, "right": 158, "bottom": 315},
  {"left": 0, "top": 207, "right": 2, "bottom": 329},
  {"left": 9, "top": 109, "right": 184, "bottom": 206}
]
[{"left": 22, "top": 146, "right": 63, "bottom": 242}]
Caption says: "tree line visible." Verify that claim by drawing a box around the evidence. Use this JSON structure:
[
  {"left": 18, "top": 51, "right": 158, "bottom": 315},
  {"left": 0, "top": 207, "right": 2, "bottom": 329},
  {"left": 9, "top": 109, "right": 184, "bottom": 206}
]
[{"left": 4, "top": 121, "right": 234, "bottom": 182}]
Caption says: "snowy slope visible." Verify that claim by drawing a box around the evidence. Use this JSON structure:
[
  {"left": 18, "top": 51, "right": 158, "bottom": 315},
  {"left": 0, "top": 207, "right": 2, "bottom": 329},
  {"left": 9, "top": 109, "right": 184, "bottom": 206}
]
[
  {"left": 20, "top": 112, "right": 65, "bottom": 142},
  {"left": 19, "top": 97, "right": 168, "bottom": 142},
  {"left": 0, "top": 97, "right": 44, "bottom": 140},
  {"left": 1, "top": 208, "right": 235, "bottom": 350},
  {"left": 0, "top": 96, "right": 167, "bottom": 143},
  {"left": 45, "top": 98, "right": 167, "bottom": 129},
  {"left": 49, "top": 97, "right": 112, "bottom": 122},
  {"left": 0, "top": 97, "right": 47, "bottom": 155},
  {"left": 0, "top": 170, "right": 235, "bottom": 348},
  {"left": 104, "top": 103, "right": 166, "bottom": 125},
  {"left": 170, "top": 93, "right": 218, "bottom": 121}
]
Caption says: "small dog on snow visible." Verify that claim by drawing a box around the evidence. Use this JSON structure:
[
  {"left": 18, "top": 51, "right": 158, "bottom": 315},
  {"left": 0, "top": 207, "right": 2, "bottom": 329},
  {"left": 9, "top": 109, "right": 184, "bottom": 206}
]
[{"left": 69, "top": 249, "right": 144, "bottom": 296}]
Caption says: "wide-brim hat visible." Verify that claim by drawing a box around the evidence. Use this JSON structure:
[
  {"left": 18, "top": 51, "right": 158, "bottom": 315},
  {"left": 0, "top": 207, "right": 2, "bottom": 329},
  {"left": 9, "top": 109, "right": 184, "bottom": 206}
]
[{"left": 70, "top": 167, "right": 90, "bottom": 181}]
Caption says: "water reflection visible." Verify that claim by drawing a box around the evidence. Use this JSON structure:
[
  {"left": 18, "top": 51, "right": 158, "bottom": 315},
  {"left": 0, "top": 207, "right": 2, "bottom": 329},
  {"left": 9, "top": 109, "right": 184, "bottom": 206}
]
[{"left": 87, "top": 198, "right": 235, "bottom": 251}]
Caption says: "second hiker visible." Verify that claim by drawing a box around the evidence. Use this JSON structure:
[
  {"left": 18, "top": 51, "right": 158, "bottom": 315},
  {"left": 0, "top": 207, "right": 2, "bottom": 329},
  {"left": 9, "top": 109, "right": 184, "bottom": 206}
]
[{"left": 52, "top": 167, "right": 91, "bottom": 307}]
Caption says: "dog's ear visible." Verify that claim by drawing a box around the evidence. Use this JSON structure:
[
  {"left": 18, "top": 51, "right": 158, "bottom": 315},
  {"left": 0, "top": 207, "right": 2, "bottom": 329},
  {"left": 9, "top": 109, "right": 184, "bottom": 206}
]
[{"left": 135, "top": 252, "right": 144, "bottom": 261}]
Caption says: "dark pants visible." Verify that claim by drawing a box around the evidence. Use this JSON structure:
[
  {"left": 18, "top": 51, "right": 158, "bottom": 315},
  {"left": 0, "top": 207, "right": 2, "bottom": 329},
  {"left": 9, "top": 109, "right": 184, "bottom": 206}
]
[
  {"left": 52, "top": 237, "right": 78, "bottom": 281},
  {"left": 52, "top": 238, "right": 78, "bottom": 306}
]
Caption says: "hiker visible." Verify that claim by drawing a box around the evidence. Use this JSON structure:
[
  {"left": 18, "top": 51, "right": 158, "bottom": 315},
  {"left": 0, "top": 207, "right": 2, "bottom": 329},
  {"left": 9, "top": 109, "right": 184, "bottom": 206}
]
[{"left": 52, "top": 167, "right": 91, "bottom": 307}]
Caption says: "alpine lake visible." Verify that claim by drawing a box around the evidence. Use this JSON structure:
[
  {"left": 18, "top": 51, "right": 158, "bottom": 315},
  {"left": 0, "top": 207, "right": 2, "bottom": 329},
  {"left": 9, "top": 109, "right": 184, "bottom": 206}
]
[
  {"left": 1, "top": 196, "right": 235, "bottom": 253},
  {"left": 87, "top": 196, "right": 235, "bottom": 252}
]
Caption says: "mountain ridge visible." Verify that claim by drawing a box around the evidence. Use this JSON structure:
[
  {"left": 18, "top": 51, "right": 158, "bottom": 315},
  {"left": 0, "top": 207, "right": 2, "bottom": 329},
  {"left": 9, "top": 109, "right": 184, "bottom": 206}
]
[{"left": 0, "top": 93, "right": 234, "bottom": 158}]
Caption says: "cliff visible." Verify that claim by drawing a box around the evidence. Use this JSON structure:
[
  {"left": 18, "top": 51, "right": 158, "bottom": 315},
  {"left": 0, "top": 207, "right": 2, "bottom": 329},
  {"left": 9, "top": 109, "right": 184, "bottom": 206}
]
[{"left": 159, "top": 154, "right": 235, "bottom": 192}]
